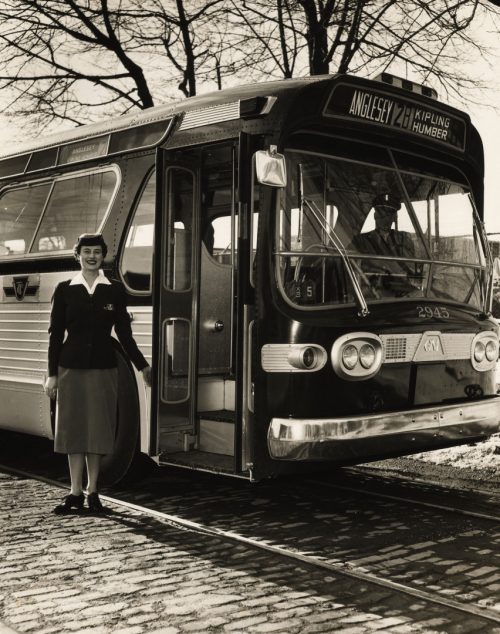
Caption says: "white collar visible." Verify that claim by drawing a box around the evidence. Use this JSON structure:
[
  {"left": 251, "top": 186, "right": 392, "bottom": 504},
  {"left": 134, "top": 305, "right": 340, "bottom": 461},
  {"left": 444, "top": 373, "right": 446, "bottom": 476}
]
[{"left": 70, "top": 270, "right": 111, "bottom": 295}]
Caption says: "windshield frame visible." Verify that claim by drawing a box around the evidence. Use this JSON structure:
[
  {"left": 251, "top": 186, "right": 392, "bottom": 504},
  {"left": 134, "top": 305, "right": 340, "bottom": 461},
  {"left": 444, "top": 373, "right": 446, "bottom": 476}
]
[{"left": 274, "top": 145, "right": 489, "bottom": 313}]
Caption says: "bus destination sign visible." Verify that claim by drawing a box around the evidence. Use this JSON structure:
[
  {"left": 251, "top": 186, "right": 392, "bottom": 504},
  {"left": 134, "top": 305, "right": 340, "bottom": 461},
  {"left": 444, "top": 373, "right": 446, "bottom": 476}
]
[
  {"left": 58, "top": 135, "right": 109, "bottom": 165},
  {"left": 325, "top": 84, "right": 466, "bottom": 151}
]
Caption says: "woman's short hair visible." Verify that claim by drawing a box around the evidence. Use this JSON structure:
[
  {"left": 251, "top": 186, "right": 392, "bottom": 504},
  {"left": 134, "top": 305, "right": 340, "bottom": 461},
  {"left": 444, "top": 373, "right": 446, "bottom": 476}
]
[{"left": 73, "top": 233, "right": 108, "bottom": 259}]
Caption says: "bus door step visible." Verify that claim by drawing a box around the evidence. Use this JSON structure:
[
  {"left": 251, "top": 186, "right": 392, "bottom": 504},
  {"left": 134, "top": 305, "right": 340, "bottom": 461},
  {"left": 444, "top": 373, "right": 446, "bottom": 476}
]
[{"left": 198, "top": 410, "right": 235, "bottom": 456}]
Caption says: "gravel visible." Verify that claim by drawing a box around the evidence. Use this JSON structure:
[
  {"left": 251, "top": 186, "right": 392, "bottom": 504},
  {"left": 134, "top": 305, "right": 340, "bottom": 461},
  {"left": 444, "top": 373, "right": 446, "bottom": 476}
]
[{"left": 363, "top": 434, "right": 500, "bottom": 494}]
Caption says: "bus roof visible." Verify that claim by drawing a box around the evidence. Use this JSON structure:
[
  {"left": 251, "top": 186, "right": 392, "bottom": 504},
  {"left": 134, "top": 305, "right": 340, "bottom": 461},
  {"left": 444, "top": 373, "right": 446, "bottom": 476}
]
[
  {"left": 0, "top": 73, "right": 482, "bottom": 190},
  {"left": 0, "top": 75, "right": 325, "bottom": 162}
]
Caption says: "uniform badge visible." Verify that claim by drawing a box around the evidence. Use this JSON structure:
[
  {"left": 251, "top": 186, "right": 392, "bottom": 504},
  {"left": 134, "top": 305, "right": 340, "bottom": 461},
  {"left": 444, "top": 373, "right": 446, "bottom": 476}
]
[{"left": 103, "top": 303, "right": 115, "bottom": 311}]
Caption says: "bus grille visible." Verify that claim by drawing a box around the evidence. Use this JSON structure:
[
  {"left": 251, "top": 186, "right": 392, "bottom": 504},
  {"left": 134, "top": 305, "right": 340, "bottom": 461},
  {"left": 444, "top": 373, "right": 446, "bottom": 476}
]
[
  {"left": 384, "top": 337, "right": 407, "bottom": 361},
  {"left": 381, "top": 333, "right": 474, "bottom": 363}
]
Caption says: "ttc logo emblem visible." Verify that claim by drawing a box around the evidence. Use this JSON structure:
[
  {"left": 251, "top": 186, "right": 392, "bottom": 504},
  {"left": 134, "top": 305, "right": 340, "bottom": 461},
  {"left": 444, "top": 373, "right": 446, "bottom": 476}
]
[
  {"left": 423, "top": 336, "right": 440, "bottom": 353},
  {"left": 12, "top": 276, "right": 29, "bottom": 301}
]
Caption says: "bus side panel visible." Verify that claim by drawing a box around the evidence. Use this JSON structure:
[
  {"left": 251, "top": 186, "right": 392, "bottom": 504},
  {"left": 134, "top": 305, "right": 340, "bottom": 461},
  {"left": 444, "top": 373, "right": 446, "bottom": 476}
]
[
  {"left": 0, "top": 271, "right": 72, "bottom": 439},
  {"left": 126, "top": 306, "right": 153, "bottom": 455}
]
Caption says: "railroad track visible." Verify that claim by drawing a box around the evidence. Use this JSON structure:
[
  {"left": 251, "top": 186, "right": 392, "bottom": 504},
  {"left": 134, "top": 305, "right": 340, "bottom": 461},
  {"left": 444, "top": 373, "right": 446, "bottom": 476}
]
[
  {"left": 304, "top": 474, "right": 500, "bottom": 523},
  {"left": 2, "top": 461, "right": 500, "bottom": 629},
  {"left": 351, "top": 464, "right": 500, "bottom": 500}
]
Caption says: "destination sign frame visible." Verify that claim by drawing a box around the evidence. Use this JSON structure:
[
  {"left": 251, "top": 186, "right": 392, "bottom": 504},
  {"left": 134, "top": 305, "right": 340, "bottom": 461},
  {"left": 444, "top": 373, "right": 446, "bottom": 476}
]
[
  {"left": 58, "top": 135, "right": 110, "bottom": 165},
  {"left": 323, "top": 83, "right": 467, "bottom": 151}
]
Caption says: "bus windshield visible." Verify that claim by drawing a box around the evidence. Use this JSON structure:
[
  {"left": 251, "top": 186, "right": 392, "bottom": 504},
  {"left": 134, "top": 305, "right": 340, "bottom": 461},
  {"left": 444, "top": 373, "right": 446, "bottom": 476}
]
[{"left": 277, "top": 150, "right": 487, "bottom": 310}]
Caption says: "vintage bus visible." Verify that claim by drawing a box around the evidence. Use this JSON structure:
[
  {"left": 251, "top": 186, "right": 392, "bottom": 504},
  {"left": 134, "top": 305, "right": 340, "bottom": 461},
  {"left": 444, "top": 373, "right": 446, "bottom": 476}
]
[{"left": 0, "top": 72, "right": 499, "bottom": 483}]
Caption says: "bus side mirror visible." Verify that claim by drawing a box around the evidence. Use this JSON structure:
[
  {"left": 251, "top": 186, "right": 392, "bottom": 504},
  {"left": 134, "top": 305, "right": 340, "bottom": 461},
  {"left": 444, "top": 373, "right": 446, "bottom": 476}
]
[{"left": 254, "top": 147, "right": 287, "bottom": 187}]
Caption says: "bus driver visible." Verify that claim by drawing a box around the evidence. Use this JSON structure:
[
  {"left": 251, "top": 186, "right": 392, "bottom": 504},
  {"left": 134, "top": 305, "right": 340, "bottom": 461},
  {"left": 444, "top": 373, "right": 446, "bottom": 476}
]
[
  {"left": 351, "top": 194, "right": 419, "bottom": 296},
  {"left": 353, "top": 194, "right": 415, "bottom": 260}
]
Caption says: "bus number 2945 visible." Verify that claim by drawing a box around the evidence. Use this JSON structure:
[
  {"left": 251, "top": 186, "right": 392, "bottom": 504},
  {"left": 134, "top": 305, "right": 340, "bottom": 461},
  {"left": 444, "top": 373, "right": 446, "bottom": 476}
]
[{"left": 416, "top": 306, "right": 450, "bottom": 319}]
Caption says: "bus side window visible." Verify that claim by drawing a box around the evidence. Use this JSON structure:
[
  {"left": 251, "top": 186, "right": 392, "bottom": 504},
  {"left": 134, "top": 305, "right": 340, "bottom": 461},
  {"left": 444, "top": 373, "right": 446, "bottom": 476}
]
[
  {"left": 0, "top": 183, "right": 52, "bottom": 256},
  {"left": 121, "top": 170, "right": 155, "bottom": 292},
  {"left": 32, "top": 169, "right": 117, "bottom": 253}
]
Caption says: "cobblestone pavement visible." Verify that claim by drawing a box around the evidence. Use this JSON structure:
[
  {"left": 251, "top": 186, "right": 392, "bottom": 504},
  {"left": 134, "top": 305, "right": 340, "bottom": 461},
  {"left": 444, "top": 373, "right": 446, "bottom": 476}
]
[
  {"left": 1, "top": 471, "right": 499, "bottom": 634},
  {"left": 108, "top": 468, "right": 500, "bottom": 618}
]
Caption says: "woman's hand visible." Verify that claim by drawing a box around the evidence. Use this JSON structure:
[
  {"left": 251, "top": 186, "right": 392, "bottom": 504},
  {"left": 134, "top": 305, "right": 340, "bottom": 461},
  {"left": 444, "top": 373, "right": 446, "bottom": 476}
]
[
  {"left": 142, "top": 366, "right": 152, "bottom": 388},
  {"left": 44, "top": 376, "right": 58, "bottom": 400}
]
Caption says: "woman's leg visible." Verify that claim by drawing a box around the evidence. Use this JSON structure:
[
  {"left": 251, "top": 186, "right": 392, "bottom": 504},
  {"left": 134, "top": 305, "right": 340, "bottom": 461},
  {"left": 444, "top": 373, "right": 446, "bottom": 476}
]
[
  {"left": 86, "top": 453, "right": 102, "bottom": 493},
  {"left": 68, "top": 453, "right": 85, "bottom": 495}
]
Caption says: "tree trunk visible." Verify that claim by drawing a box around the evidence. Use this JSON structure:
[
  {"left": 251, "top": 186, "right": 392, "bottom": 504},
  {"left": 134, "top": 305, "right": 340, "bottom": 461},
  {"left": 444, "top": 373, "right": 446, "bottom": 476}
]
[
  {"left": 176, "top": 0, "right": 197, "bottom": 97},
  {"left": 298, "top": 0, "right": 330, "bottom": 75}
]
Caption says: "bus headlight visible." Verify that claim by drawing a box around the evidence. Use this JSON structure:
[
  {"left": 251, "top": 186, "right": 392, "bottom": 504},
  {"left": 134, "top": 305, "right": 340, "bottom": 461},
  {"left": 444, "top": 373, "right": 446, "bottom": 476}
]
[
  {"left": 474, "top": 341, "right": 485, "bottom": 363},
  {"left": 342, "top": 345, "right": 358, "bottom": 370},
  {"left": 331, "top": 333, "right": 383, "bottom": 381},
  {"left": 359, "top": 343, "right": 376, "bottom": 369},
  {"left": 485, "top": 340, "right": 498, "bottom": 362},
  {"left": 471, "top": 332, "right": 498, "bottom": 371}
]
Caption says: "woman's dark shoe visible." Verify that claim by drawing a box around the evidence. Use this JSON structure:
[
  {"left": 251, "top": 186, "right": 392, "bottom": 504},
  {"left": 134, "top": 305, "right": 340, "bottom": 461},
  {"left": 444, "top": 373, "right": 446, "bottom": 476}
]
[
  {"left": 87, "top": 492, "right": 106, "bottom": 514},
  {"left": 53, "top": 493, "right": 84, "bottom": 515}
]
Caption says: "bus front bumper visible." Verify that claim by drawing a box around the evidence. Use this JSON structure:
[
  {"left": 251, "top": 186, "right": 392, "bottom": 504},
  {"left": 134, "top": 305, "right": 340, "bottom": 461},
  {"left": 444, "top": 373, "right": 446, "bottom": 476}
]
[{"left": 267, "top": 397, "right": 500, "bottom": 461}]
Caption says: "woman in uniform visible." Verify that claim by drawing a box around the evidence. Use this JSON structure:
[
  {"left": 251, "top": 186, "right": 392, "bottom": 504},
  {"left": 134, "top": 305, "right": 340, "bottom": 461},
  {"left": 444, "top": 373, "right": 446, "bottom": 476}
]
[{"left": 44, "top": 233, "right": 152, "bottom": 514}]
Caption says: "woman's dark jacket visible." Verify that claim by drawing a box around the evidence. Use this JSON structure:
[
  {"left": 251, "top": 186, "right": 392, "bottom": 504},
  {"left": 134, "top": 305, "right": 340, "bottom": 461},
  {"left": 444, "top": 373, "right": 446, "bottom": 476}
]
[{"left": 48, "top": 278, "right": 148, "bottom": 376}]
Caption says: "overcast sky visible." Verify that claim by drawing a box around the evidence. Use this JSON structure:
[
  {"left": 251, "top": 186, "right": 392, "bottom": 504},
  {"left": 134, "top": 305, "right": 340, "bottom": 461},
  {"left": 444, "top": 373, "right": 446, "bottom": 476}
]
[
  {"left": 473, "top": 102, "right": 500, "bottom": 233},
  {"left": 0, "top": 24, "right": 498, "bottom": 232}
]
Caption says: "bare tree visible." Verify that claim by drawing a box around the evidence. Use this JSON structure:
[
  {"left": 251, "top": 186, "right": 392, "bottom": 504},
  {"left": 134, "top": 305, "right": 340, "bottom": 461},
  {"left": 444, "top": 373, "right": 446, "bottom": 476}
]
[
  {"left": 0, "top": 0, "right": 499, "bottom": 132},
  {"left": 117, "top": 0, "right": 225, "bottom": 98},
  {"left": 228, "top": 0, "right": 500, "bottom": 102},
  {"left": 222, "top": 0, "right": 304, "bottom": 80},
  {"left": 0, "top": 0, "right": 226, "bottom": 129}
]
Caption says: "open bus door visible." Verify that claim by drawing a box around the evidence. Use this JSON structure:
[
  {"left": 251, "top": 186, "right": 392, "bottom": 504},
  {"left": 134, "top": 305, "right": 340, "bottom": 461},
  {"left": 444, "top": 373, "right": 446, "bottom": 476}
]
[
  {"left": 153, "top": 144, "right": 240, "bottom": 473},
  {"left": 153, "top": 150, "right": 201, "bottom": 455}
]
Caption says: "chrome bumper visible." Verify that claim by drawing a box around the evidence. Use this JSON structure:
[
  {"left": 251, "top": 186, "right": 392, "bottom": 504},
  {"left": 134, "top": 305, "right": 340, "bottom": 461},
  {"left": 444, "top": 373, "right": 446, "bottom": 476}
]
[{"left": 267, "top": 397, "right": 500, "bottom": 461}]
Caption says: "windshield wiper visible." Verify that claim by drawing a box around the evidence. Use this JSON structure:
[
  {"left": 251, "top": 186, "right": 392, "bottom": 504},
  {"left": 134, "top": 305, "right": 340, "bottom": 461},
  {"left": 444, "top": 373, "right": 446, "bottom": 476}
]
[
  {"left": 471, "top": 196, "right": 493, "bottom": 316},
  {"left": 302, "top": 197, "right": 369, "bottom": 317}
]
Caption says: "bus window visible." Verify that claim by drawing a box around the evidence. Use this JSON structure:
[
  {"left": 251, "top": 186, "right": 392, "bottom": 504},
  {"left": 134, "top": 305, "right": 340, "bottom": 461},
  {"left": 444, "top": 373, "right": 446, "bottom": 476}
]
[
  {"left": 162, "top": 318, "right": 191, "bottom": 403},
  {"left": 121, "top": 170, "right": 155, "bottom": 292},
  {"left": 211, "top": 214, "right": 238, "bottom": 265},
  {"left": 32, "top": 169, "right": 117, "bottom": 254},
  {"left": 0, "top": 183, "right": 51, "bottom": 256},
  {"left": 201, "top": 143, "right": 237, "bottom": 265},
  {"left": 400, "top": 174, "right": 482, "bottom": 264},
  {"left": 277, "top": 151, "right": 485, "bottom": 309},
  {"left": 165, "top": 167, "right": 193, "bottom": 291},
  {"left": 250, "top": 211, "right": 259, "bottom": 286},
  {"left": 399, "top": 173, "right": 484, "bottom": 306}
]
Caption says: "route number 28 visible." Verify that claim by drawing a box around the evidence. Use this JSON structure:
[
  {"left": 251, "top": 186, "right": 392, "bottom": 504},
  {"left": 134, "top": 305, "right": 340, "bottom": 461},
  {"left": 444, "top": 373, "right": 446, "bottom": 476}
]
[{"left": 416, "top": 305, "right": 450, "bottom": 319}]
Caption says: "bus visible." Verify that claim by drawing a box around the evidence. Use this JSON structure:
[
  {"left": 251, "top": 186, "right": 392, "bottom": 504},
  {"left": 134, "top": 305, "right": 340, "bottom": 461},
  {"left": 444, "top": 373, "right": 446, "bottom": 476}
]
[{"left": 0, "top": 72, "right": 499, "bottom": 483}]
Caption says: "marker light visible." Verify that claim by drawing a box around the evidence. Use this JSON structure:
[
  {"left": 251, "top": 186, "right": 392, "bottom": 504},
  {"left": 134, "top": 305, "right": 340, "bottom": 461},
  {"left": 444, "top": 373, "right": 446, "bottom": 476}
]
[
  {"left": 287, "top": 345, "right": 327, "bottom": 371},
  {"left": 302, "top": 347, "right": 316, "bottom": 368},
  {"left": 261, "top": 344, "right": 327, "bottom": 373},
  {"left": 373, "top": 72, "right": 438, "bottom": 99}
]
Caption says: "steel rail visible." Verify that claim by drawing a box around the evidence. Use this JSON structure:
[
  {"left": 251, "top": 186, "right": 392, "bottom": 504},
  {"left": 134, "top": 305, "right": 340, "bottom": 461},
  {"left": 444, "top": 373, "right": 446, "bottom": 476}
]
[
  {"left": 305, "top": 475, "right": 500, "bottom": 523},
  {"left": 350, "top": 465, "right": 500, "bottom": 501},
  {"left": 1, "top": 463, "right": 500, "bottom": 626}
]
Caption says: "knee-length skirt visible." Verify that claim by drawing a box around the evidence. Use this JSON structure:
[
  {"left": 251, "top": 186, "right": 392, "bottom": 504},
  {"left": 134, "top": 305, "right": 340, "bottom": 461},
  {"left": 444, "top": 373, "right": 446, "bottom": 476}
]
[{"left": 54, "top": 366, "right": 118, "bottom": 455}]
